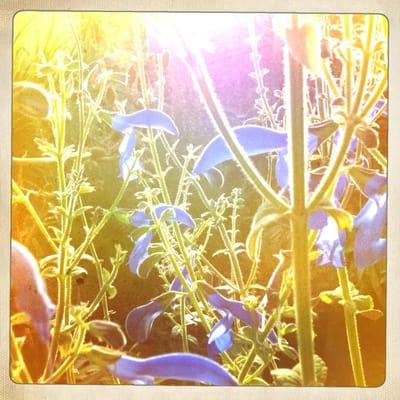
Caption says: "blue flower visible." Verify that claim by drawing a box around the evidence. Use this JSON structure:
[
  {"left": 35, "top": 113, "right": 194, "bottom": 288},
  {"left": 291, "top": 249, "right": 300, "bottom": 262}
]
[
  {"left": 128, "top": 205, "right": 195, "bottom": 278},
  {"left": 310, "top": 175, "right": 348, "bottom": 268},
  {"left": 130, "top": 204, "right": 195, "bottom": 229},
  {"left": 125, "top": 293, "right": 176, "bottom": 343},
  {"left": 200, "top": 283, "right": 277, "bottom": 357},
  {"left": 192, "top": 125, "right": 287, "bottom": 176},
  {"left": 314, "top": 218, "right": 346, "bottom": 268},
  {"left": 118, "top": 126, "right": 142, "bottom": 181},
  {"left": 112, "top": 109, "right": 179, "bottom": 136},
  {"left": 112, "top": 109, "right": 179, "bottom": 181},
  {"left": 108, "top": 352, "right": 238, "bottom": 385},
  {"left": 192, "top": 123, "right": 337, "bottom": 191},
  {"left": 207, "top": 313, "right": 234, "bottom": 358},
  {"left": 170, "top": 266, "right": 191, "bottom": 292},
  {"left": 128, "top": 231, "right": 154, "bottom": 276},
  {"left": 354, "top": 192, "right": 387, "bottom": 268},
  {"left": 11, "top": 240, "right": 56, "bottom": 343},
  {"left": 311, "top": 170, "right": 387, "bottom": 269}
]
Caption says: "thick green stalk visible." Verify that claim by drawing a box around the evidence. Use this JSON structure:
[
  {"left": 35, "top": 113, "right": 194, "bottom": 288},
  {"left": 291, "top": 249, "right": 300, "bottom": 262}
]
[
  {"left": 287, "top": 16, "right": 315, "bottom": 385},
  {"left": 337, "top": 268, "right": 366, "bottom": 386}
]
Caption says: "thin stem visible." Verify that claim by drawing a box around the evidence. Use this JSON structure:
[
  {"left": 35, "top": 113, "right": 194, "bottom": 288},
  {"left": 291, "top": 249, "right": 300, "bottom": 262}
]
[
  {"left": 337, "top": 267, "right": 366, "bottom": 386},
  {"left": 10, "top": 328, "right": 33, "bottom": 383},
  {"left": 180, "top": 296, "right": 189, "bottom": 352},
  {"left": 42, "top": 324, "right": 86, "bottom": 383},
  {"left": 12, "top": 180, "right": 58, "bottom": 253}
]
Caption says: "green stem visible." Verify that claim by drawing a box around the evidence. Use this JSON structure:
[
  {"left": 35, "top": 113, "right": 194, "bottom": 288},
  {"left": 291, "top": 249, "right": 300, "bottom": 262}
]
[
  {"left": 287, "top": 15, "right": 315, "bottom": 385},
  {"left": 337, "top": 268, "right": 366, "bottom": 386},
  {"left": 12, "top": 180, "right": 58, "bottom": 252},
  {"left": 248, "top": 19, "right": 277, "bottom": 129},
  {"left": 180, "top": 296, "right": 189, "bottom": 352},
  {"left": 237, "top": 309, "right": 279, "bottom": 383},
  {"left": 42, "top": 325, "right": 86, "bottom": 383},
  {"left": 10, "top": 328, "right": 33, "bottom": 383}
]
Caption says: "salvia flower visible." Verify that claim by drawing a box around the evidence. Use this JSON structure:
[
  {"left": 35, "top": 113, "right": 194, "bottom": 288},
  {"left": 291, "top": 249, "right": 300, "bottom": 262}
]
[
  {"left": 309, "top": 175, "right": 349, "bottom": 268},
  {"left": 354, "top": 192, "right": 387, "bottom": 268},
  {"left": 207, "top": 312, "right": 234, "bottom": 358},
  {"left": 11, "top": 240, "right": 55, "bottom": 343},
  {"left": 192, "top": 125, "right": 287, "bottom": 176},
  {"left": 192, "top": 121, "right": 338, "bottom": 191},
  {"left": 125, "top": 293, "right": 176, "bottom": 343},
  {"left": 128, "top": 204, "right": 195, "bottom": 277},
  {"left": 311, "top": 169, "right": 387, "bottom": 269},
  {"left": 199, "top": 283, "right": 277, "bottom": 357},
  {"left": 108, "top": 352, "right": 238, "bottom": 385},
  {"left": 112, "top": 109, "right": 179, "bottom": 181}
]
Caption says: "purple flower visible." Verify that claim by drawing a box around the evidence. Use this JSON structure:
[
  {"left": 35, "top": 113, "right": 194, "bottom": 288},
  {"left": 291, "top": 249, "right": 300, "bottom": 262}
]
[
  {"left": 125, "top": 293, "right": 176, "bottom": 343},
  {"left": 108, "top": 352, "right": 238, "bottom": 385},
  {"left": 112, "top": 109, "right": 179, "bottom": 181},
  {"left": 128, "top": 205, "right": 195, "bottom": 278},
  {"left": 131, "top": 204, "right": 195, "bottom": 229},
  {"left": 207, "top": 313, "right": 234, "bottom": 358},
  {"left": 170, "top": 267, "right": 191, "bottom": 292},
  {"left": 128, "top": 231, "right": 154, "bottom": 277},
  {"left": 200, "top": 283, "right": 277, "bottom": 357},
  {"left": 118, "top": 126, "right": 142, "bottom": 181},
  {"left": 354, "top": 193, "right": 387, "bottom": 268},
  {"left": 112, "top": 109, "right": 179, "bottom": 136},
  {"left": 11, "top": 240, "right": 55, "bottom": 343},
  {"left": 314, "top": 218, "right": 346, "bottom": 268},
  {"left": 192, "top": 125, "right": 287, "bottom": 176},
  {"left": 191, "top": 123, "right": 337, "bottom": 192},
  {"left": 311, "top": 171, "right": 387, "bottom": 269}
]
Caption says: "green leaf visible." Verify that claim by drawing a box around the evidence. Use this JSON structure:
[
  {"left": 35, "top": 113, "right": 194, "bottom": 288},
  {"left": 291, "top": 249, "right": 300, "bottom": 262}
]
[
  {"left": 351, "top": 294, "right": 374, "bottom": 312},
  {"left": 70, "top": 266, "right": 88, "bottom": 278},
  {"left": 280, "top": 344, "right": 298, "bottom": 361},
  {"left": 357, "top": 309, "right": 383, "bottom": 320},
  {"left": 244, "top": 376, "right": 270, "bottom": 386},
  {"left": 137, "top": 252, "right": 163, "bottom": 279},
  {"left": 246, "top": 202, "right": 287, "bottom": 260},
  {"left": 41, "top": 266, "right": 59, "bottom": 278},
  {"left": 271, "top": 368, "right": 302, "bottom": 386},
  {"left": 82, "top": 344, "right": 123, "bottom": 367},
  {"left": 102, "top": 268, "right": 117, "bottom": 299}
]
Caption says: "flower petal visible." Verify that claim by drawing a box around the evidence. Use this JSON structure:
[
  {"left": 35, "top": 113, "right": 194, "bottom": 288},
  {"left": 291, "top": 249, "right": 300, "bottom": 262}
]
[
  {"left": 315, "top": 218, "right": 345, "bottom": 268},
  {"left": 275, "top": 149, "right": 289, "bottom": 188},
  {"left": 128, "top": 231, "right": 153, "bottom": 275},
  {"left": 192, "top": 125, "right": 287, "bottom": 175},
  {"left": 130, "top": 204, "right": 195, "bottom": 229},
  {"left": 170, "top": 267, "right": 191, "bottom": 292},
  {"left": 207, "top": 292, "right": 261, "bottom": 328},
  {"left": 11, "top": 240, "right": 56, "bottom": 343},
  {"left": 112, "top": 109, "right": 179, "bottom": 136},
  {"left": 208, "top": 313, "right": 234, "bottom": 358},
  {"left": 348, "top": 166, "right": 387, "bottom": 198},
  {"left": 354, "top": 194, "right": 387, "bottom": 268},
  {"left": 108, "top": 353, "right": 238, "bottom": 385},
  {"left": 308, "top": 210, "right": 329, "bottom": 230},
  {"left": 125, "top": 295, "right": 171, "bottom": 343}
]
